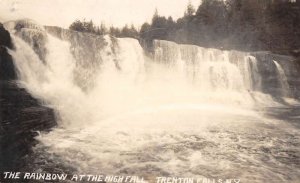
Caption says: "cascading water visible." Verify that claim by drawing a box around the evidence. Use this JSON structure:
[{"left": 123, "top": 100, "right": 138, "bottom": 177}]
[
  {"left": 154, "top": 40, "right": 259, "bottom": 92},
  {"left": 5, "top": 20, "right": 300, "bottom": 183},
  {"left": 244, "top": 55, "right": 262, "bottom": 91},
  {"left": 273, "top": 60, "right": 290, "bottom": 97},
  {"left": 153, "top": 40, "right": 283, "bottom": 106}
]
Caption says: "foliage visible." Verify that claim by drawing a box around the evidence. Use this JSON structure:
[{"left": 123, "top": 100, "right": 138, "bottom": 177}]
[
  {"left": 139, "top": 0, "right": 300, "bottom": 54},
  {"left": 69, "top": 19, "right": 139, "bottom": 38},
  {"left": 69, "top": 19, "right": 97, "bottom": 34},
  {"left": 69, "top": 0, "right": 300, "bottom": 54}
]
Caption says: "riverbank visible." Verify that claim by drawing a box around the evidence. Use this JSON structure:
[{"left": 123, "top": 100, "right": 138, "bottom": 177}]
[{"left": 0, "top": 23, "right": 56, "bottom": 174}]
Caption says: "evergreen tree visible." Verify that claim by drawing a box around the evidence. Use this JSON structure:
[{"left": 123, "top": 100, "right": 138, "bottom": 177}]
[
  {"left": 109, "top": 26, "right": 121, "bottom": 37},
  {"left": 184, "top": 0, "right": 196, "bottom": 17},
  {"left": 98, "top": 22, "right": 108, "bottom": 35},
  {"left": 69, "top": 0, "right": 300, "bottom": 54}
]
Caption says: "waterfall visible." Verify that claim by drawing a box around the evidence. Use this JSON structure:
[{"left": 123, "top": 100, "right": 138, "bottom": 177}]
[
  {"left": 7, "top": 21, "right": 147, "bottom": 127},
  {"left": 273, "top": 60, "right": 290, "bottom": 97},
  {"left": 152, "top": 40, "right": 284, "bottom": 106},
  {"left": 5, "top": 20, "right": 297, "bottom": 127},
  {"left": 9, "top": 34, "right": 89, "bottom": 126},
  {"left": 4, "top": 20, "right": 300, "bottom": 182},
  {"left": 244, "top": 56, "right": 262, "bottom": 91},
  {"left": 153, "top": 40, "right": 266, "bottom": 93}
]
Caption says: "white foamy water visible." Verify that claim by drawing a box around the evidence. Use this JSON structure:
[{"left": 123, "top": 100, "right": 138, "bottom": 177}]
[
  {"left": 7, "top": 23, "right": 300, "bottom": 183},
  {"left": 273, "top": 60, "right": 290, "bottom": 97}
]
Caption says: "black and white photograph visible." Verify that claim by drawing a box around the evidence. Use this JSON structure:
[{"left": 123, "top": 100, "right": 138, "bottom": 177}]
[{"left": 0, "top": 0, "right": 299, "bottom": 183}]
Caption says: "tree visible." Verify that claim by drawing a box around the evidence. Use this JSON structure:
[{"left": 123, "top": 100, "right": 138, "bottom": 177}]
[
  {"left": 184, "top": 0, "right": 196, "bottom": 17},
  {"left": 96, "top": 22, "right": 108, "bottom": 35},
  {"left": 153, "top": 8, "right": 159, "bottom": 21},
  {"left": 140, "top": 23, "right": 151, "bottom": 36},
  {"left": 69, "top": 19, "right": 96, "bottom": 33},
  {"left": 109, "top": 26, "right": 121, "bottom": 37},
  {"left": 69, "top": 20, "right": 85, "bottom": 32},
  {"left": 69, "top": 0, "right": 299, "bottom": 54}
]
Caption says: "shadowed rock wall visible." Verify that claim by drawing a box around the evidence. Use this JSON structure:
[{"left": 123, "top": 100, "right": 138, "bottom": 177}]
[{"left": 0, "top": 23, "right": 56, "bottom": 172}]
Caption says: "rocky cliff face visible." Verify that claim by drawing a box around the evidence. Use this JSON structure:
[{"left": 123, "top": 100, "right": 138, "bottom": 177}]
[
  {"left": 45, "top": 26, "right": 120, "bottom": 91},
  {"left": 0, "top": 23, "right": 16, "bottom": 81},
  {"left": 0, "top": 22, "right": 56, "bottom": 172},
  {"left": 5, "top": 20, "right": 119, "bottom": 92},
  {"left": 252, "top": 52, "right": 300, "bottom": 99}
]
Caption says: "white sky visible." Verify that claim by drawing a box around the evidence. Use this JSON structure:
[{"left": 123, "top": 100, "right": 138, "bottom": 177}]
[{"left": 0, "top": 0, "right": 201, "bottom": 28}]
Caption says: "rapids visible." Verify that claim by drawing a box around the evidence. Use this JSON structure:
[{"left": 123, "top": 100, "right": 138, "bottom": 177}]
[{"left": 4, "top": 20, "right": 300, "bottom": 183}]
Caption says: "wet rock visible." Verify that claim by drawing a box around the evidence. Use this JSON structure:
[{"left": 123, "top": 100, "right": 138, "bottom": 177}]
[
  {"left": 0, "top": 23, "right": 16, "bottom": 80},
  {"left": 0, "top": 23, "right": 56, "bottom": 173},
  {"left": 4, "top": 19, "right": 48, "bottom": 62}
]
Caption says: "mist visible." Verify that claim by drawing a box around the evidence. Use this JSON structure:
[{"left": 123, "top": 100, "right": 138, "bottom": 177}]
[{"left": 1, "top": 1, "right": 300, "bottom": 182}]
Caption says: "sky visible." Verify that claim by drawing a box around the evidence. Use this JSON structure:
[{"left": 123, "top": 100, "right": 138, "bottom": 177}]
[{"left": 0, "top": 0, "right": 201, "bottom": 28}]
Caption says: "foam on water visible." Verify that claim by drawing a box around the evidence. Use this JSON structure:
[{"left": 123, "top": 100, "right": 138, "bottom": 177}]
[{"left": 6, "top": 22, "right": 300, "bottom": 183}]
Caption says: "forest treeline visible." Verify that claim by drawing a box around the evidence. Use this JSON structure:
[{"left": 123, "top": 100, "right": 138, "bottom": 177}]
[{"left": 69, "top": 0, "right": 300, "bottom": 55}]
